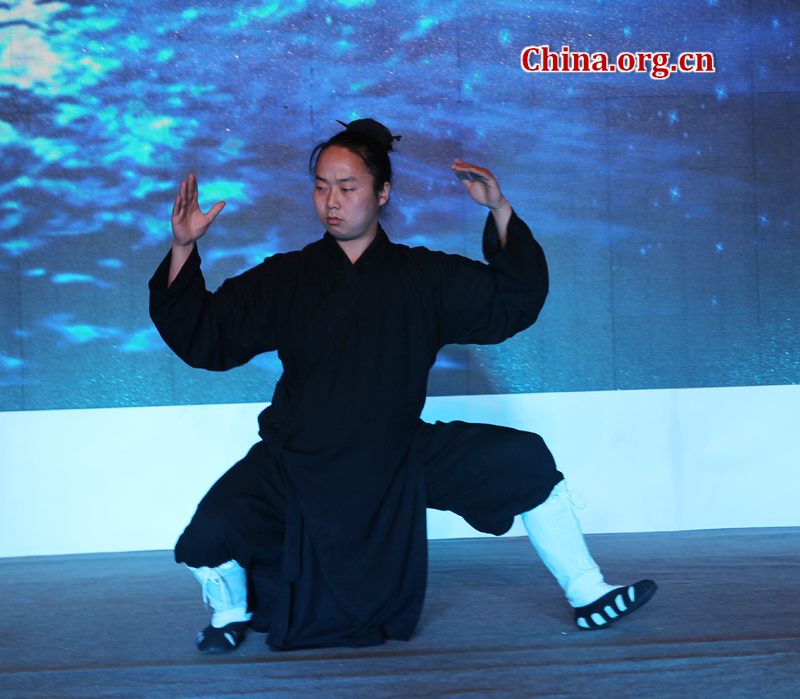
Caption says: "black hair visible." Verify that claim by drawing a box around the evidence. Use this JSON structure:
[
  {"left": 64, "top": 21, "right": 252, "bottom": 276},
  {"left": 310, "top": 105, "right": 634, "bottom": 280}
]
[{"left": 309, "top": 119, "right": 399, "bottom": 201}]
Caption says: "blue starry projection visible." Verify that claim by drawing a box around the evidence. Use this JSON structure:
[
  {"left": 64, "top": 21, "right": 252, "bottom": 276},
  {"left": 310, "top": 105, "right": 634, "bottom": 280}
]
[{"left": 0, "top": 0, "right": 798, "bottom": 411}]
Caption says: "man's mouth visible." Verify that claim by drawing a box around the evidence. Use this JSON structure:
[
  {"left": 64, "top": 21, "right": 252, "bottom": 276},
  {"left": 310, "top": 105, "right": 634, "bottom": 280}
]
[{"left": 327, "top": 217, "right": 343, "bottom": 225}]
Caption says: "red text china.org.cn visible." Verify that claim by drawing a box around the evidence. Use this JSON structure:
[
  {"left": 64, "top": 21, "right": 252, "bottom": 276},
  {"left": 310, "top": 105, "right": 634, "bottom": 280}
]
[{"left": 521, "top": 45, "right": 715, "bottom": 80}]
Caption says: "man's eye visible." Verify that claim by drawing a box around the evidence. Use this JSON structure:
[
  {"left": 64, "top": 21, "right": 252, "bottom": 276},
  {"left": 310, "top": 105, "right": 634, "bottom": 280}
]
[{"left": 342, "top": 188, "right": 353, "bottom": 192}]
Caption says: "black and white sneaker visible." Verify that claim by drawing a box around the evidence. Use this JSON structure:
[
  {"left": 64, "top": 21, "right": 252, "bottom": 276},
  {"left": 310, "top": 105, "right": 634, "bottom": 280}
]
[
  {"left": 196, "top": 621, "right": 248, "bottom": 653},
  {"left": 574, "top": 579, "right": 657, "bottom": 630}
]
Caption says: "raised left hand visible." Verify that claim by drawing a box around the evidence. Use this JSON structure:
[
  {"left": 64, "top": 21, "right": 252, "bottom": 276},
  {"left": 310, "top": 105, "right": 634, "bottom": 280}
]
[{"left": 451, "top": 159, "right": 509, "bottom": 212}]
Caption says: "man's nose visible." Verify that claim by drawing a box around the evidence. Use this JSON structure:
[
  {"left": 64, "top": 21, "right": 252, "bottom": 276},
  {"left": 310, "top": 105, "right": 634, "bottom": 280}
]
[{"left": 326, "top": 191, "right": 339, "bottom": 209}]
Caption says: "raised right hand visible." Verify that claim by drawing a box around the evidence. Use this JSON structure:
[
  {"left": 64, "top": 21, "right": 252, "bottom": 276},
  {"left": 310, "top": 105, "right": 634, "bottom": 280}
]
[{"left": 171, "top": 173, "right": 226, "bottom": 247}]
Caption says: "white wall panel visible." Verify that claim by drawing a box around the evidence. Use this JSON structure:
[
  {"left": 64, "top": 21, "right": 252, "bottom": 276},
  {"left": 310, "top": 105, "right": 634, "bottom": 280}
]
[{"left": 2, "top": 385, "right": 799, "bottom": 558}]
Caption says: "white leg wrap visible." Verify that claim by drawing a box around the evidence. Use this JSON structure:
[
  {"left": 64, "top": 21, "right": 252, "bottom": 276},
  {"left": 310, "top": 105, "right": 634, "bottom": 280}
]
[
  {"left": 189, "top": 559, "right": 253, "bottom": 628},
  {"left": 521, "top": 480, "right": 616, "bottom": 608}
]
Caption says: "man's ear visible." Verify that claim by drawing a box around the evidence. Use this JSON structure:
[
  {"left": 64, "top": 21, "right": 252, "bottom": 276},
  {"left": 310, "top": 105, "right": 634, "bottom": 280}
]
[{"left": 378, "top": 182, "right": 391, "bottom": 206}]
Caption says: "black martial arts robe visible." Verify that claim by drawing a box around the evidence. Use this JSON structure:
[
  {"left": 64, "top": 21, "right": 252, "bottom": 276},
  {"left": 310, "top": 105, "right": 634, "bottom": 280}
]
[{"left": 149, "top": 212, "right": 560, "bottom": 650}]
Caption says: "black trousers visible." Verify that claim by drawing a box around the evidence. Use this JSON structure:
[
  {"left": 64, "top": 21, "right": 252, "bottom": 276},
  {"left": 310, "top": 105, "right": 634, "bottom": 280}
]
[{"left": 175, "top": 420, "right": 563, "bottom": 573}]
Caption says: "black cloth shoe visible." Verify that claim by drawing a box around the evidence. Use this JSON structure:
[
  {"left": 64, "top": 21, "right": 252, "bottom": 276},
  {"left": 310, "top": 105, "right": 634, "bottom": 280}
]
[
  {"left": 196, "top": 621, "right": 248, "bottom": 653},
  {"left": 574, "top": 579, "right": 657, "bottom": 630}
]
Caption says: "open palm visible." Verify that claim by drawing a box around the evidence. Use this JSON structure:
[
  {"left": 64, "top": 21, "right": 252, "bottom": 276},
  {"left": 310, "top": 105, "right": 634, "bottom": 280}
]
[{"left": 171, "top": 173, "right": 226, "bottom": 247}]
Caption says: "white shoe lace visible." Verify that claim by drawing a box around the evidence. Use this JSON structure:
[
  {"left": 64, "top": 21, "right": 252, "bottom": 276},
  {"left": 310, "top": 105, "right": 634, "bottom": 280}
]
[
  {"left": 198, "top": 567, "right": 234, "bottom": 611},
  {"left": 559, "top": 481, "right": 587, "bottom": 510}
]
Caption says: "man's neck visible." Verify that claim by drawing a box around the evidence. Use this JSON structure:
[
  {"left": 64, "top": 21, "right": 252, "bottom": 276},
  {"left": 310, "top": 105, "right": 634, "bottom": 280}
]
[{"left": 335, "top": 226, "right": 378, "bottom": 264}]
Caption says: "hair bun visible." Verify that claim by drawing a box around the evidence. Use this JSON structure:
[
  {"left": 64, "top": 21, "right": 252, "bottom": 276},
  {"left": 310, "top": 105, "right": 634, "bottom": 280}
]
[{"left": 336, "top": 118, "right": 401, "bottom": 151}]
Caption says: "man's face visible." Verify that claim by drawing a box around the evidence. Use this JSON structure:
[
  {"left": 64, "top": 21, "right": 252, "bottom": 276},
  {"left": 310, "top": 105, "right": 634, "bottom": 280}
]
[{"left": 314, "top": 146, "right": 389, "bottom": 244}]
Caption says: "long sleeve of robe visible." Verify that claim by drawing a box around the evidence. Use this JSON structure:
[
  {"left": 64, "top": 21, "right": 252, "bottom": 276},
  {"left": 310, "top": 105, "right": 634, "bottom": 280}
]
[{"left": 149, "top": 211, "right": 549, "bottom": 650}]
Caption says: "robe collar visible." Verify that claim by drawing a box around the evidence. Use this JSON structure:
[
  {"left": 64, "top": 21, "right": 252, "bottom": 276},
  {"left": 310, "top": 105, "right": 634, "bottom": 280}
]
[{"left": 323, "top": 225, "right": 390, "bottom": 268}]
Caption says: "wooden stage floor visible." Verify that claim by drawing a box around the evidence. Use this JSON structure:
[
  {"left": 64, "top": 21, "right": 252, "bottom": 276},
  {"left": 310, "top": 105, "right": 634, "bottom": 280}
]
[{"left": 1, "top": 528, "right": 798, "bottom": 698}]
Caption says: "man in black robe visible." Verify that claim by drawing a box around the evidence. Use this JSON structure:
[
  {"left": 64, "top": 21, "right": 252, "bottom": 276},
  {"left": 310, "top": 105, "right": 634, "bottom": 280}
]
[{"left": 149, "top": 119, "right": 656, "bottom": 653}]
